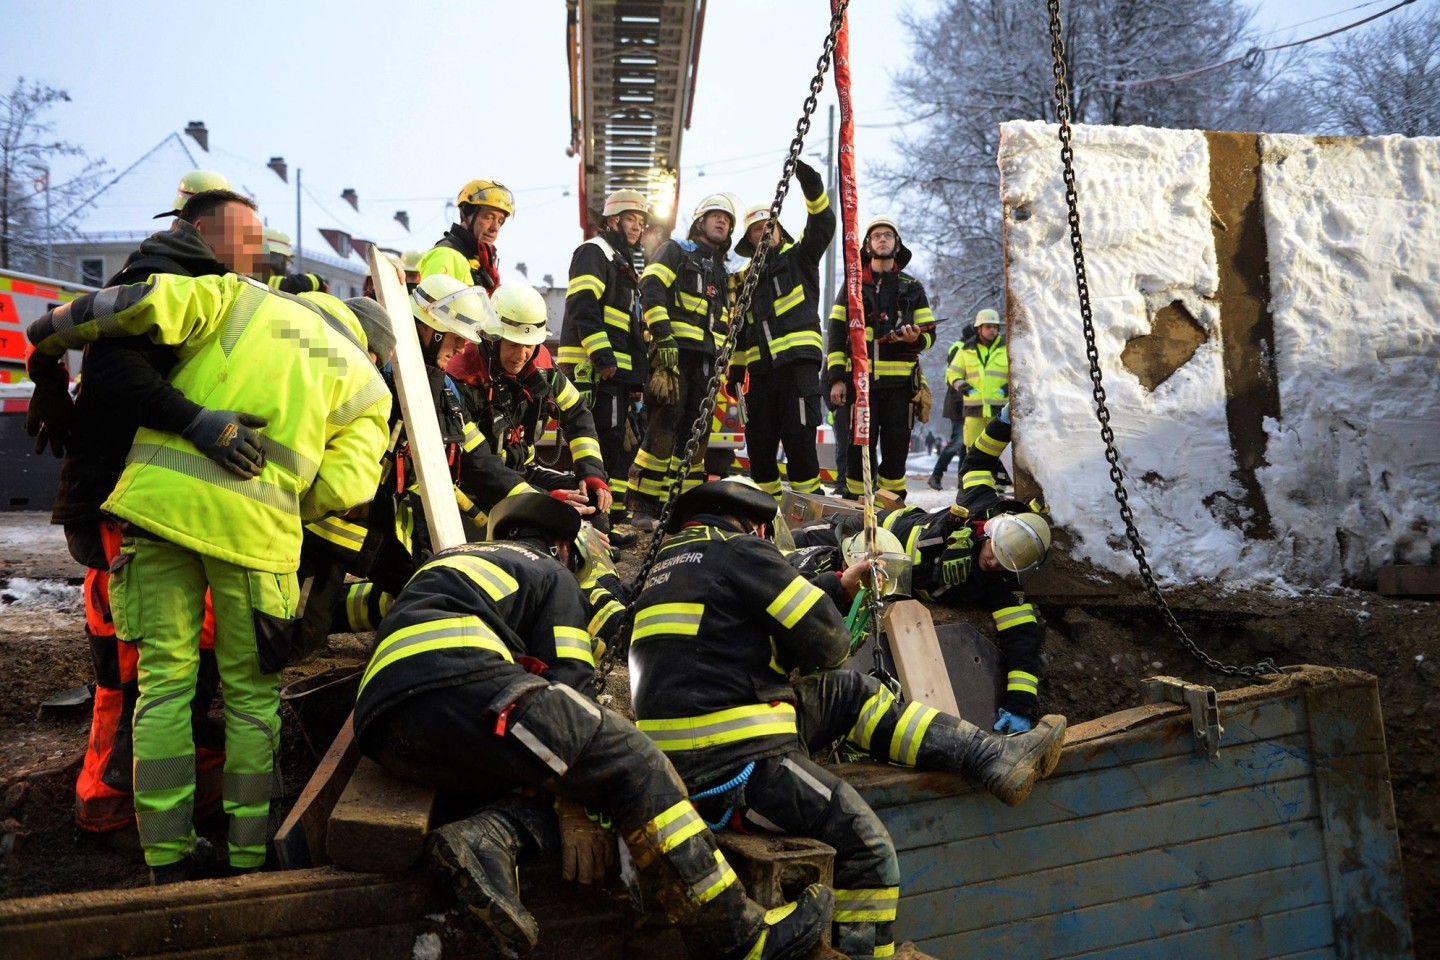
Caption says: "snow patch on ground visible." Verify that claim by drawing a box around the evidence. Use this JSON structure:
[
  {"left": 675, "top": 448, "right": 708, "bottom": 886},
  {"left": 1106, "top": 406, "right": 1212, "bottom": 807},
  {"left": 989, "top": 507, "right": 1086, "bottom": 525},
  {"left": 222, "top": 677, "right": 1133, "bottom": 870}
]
[
  {"left": 999, "top": 121, "right": 1440, "bottom": 591},
  {"left": 0, "top": 577, "right": 82, "bottom": 612}
]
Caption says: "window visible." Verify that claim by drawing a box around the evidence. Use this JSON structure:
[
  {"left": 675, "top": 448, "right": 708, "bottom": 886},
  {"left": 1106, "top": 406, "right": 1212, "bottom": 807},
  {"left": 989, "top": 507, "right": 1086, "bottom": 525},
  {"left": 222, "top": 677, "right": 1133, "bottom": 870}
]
[{"left": 80, "top": 258, "right": 105, "bottom": 287}]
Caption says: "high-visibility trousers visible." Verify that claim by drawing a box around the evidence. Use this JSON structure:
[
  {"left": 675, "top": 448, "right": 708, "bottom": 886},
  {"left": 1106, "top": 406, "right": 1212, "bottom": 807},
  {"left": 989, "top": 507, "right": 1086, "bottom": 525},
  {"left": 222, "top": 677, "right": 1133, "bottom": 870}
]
[{"left": 110, "top": 534, "right": 296, "bottom": 868}]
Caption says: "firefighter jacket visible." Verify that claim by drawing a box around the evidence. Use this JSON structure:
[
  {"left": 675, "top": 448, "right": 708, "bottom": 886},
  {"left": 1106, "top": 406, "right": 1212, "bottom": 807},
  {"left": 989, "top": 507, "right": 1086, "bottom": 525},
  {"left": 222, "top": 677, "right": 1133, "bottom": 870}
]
[
  {"left": 28, "top": 274, "right": 392, "bottom": 574},
  {"left": 639, "top": 237, "right": 730, "bottom": 358},
  {"left": 825, "top": 243, "right": 936, "bottom": 391},
  {"left": 957, "top": 336, "right": 1008, "bottom": 420},
  {"left": 560, "top": 231, "right": 648, "bottom": 386},
  {"left": 352, "top": 540, "right": 599, "bottom": 739},
  {"left": 417, "top": 222, "right": 500, "bottom": 293},
  {"left": 629, "top": 517, "right": 852, "bottom": 785},
  {"left": 52, "top": 221, "right": 227, "bottom": 528},
  {"left": 447, "top": 344, "right": 606, "bottom": 482},
  {"left": 876, "top": 504, "right": 1043, "bottom": 719},
  {"left": 730, "top": 187, "right": 836, "bottom": 375}
]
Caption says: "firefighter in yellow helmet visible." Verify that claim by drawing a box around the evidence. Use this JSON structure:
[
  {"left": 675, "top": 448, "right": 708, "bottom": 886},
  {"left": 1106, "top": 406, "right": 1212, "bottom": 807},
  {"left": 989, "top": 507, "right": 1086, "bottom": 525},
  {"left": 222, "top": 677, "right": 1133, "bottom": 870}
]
[
  {"left": 26, "top": 271, "right": 391, "bottom": 883},
  {"left": 627, "top": 193, "right": 737, "bottom": 527},
  {"left": 417, "top": 179, "right": 515, "bottom": 293},
  {"left": 559, "top": 189, "right": 651, "bottom": 532},
  {"left": 156, "top": 170, "right": 231, "bottom": 218},
  {"left": 630, "top": 476, "right": 1065, "bottom": 959}
]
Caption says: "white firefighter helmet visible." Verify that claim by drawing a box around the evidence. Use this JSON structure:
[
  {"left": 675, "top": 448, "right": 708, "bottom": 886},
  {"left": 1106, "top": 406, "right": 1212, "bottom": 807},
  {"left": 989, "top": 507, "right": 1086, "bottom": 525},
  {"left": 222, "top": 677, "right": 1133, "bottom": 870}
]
[
  {"left": 602, "top": 189, "right": 649, "bottom": 220},
  {"left": 975, "top": 307, "right": 1003, "bottom": 329},
  {"left": 411, "top": 274, "right": 496, "bottom": 344},
  {"left": 985, "top": 512, "right": 1052, "bottom": 574},
  {"left": 690, "top": 193, "right": 737, "bottom": 231},
  {"left": 863, "top": 215, "right": 900, "bottom": 245},
  {"left": 840, "top": 527, "right": 913, "bottom": 597},
  {"left": 487, "top": 283, "right": 551, "bottom": 346}
]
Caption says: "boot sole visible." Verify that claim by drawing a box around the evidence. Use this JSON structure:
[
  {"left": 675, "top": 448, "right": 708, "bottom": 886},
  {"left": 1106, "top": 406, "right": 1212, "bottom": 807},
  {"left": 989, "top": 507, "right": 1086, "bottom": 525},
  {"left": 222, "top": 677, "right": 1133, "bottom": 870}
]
[
  {"left": 430, "top": 829, "right": 540, "bottom": 953},
  {"left": 996, "top": 715, "right": 1067, "bottom": 807}
]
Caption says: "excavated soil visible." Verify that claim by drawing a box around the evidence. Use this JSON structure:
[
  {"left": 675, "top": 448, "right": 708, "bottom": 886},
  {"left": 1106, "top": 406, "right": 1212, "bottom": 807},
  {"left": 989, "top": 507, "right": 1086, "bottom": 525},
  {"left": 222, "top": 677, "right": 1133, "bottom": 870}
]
[{"left": 1, "top": 510, "right": 1435, "bottom": 953}]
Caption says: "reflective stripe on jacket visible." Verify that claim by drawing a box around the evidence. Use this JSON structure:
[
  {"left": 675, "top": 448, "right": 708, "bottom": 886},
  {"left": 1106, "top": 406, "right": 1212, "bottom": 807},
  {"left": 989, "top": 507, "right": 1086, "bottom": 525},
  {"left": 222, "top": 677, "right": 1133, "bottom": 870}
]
[
  {"left": 639, "top": 238, "right": 729, "bottom": 356},
  {"left": 560, "top": 234, "right": 648, "bottom": 386}
]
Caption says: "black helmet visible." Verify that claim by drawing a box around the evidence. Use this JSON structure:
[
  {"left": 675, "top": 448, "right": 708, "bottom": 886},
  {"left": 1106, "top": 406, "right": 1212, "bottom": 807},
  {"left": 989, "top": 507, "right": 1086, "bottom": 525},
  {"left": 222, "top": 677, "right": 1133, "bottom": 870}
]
[
  {"left": 487, "top": 492, "right": 581, "bottom": 546},
  {"left": 665, "top": 477, "right": 778, "bottom": 533}
]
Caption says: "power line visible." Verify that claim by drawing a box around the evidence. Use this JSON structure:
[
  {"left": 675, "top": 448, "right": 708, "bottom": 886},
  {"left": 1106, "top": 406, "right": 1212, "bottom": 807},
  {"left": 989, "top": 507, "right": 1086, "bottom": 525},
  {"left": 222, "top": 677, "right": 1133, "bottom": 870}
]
[{"left": 1100, "top": 0, "right": 1419, "bottom": 89}]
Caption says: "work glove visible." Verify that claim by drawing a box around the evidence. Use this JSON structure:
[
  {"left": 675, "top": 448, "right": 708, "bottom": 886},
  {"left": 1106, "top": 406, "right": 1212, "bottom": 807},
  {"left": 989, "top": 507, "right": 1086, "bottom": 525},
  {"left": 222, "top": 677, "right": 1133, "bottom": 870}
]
[
  {"left": 653, "top": 337, "right": 679, "bottom": 372},
  {"left": 646, "top": 364, "right": 680, "bottom": 407},
  {"left": 940, "top": 526, "right": 974, "bottom": 586},
  {"left": 963, "top": 384, "right": 977, "bottom": 396},
  {"left": 558, "top": 800, "right": 614, "bottom": 885},
  {"left": 998, "top": 384, "right": 1009, "bottom": 398},
  {"left": 794, "top": 158, "right": 825, "bottom": 199},
  {"left": 725, "top": 366, "right": 745, "bottom": 400},
  {"left": 574, "top": 360, "right": 595, "bottom": 407},
  {"left": 182, "top": 408, "right": 268, "bottom": 478},
  {"left": 23, "top": 354, "right": 75, "bottom": 458},
  {"left": 994, "top": 708, "right": 1034, "bottom": 735}
]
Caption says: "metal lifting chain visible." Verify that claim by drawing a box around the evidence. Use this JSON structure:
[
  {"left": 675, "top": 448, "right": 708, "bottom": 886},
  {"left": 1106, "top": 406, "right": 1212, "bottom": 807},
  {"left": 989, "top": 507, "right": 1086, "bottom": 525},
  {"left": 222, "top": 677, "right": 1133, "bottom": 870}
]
[
  {"left": 1044, "top": 0, "right": 1279, "bottom": 679},
  {"left": 598, "top": 2, "right": 850, "bottom": 682}
]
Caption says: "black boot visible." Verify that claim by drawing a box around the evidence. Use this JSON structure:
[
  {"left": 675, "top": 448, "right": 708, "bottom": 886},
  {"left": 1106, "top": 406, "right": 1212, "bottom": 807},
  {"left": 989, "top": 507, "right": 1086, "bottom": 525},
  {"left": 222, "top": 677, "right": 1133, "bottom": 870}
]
[
  {"left": 429, "top": 809, "right": 541, "bottom": 952},
  {"left": 917, "top": 714, "right": 1067, "bottom": 806},
  {"left": 684, "top": 882, "right": 835, "bottom": 960},
  {"left": 148, "top": 836, "right": 218, "bottom": 885},
  {"left": 745, "top": 884, "right": 834, "bottom": 960}
]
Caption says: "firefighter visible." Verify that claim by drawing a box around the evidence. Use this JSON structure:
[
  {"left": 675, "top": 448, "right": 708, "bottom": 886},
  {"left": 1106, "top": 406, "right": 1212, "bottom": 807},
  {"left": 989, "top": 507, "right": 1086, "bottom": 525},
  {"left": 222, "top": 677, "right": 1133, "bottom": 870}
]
[
  {"left": 370, "top": 273, "right": 536, "bottom": 593},
  {"left": 418, "top": 179, "right": 514, "bottom": 294},
  {"left": 825, "top": 216, "right": 937, "bottom": 501},
  {"left": 728, "top": 159, "right": 835, "bottom": 501},
  {"left": 26, "top": 271, "right": 391, "bottom": 883},
  {"left": 23, "top": 187, "right": 266, "bottom": 836},
  {"left": 930, "top": 307, "right": 1008, "bottom": 491},
  {"left": 449, "top": 281, "right": 613, "bottom": 528},
  {"left": 353, "top": 491, "right": 833, "bottom": 960},
  {"left": 629, "top": 476, "right": 1067, "bottom": 960},
  {"left": 559, "top": 189, "right": 651, "bottom": 531},
  {"left": 256, "top": 228, "right": 293, "bottom": 284},
  {"left": 627, "top": 194, "right": 737, "bottom": 528},
  {"left": 794, "top": 406, "right": 1051, "bottom": 734}
]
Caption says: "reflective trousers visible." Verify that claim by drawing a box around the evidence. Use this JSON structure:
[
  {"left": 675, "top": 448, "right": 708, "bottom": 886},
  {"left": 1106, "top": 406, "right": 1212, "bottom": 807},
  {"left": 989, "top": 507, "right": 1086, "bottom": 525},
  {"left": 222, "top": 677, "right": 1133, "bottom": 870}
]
[
  {"left": 629, "top": 354, "right": 712, "bottom": 508},
  {"left": 844, "top": 388, "right": 912, "bottom": 498},
  {"left": 110, "top": 534, "right": 295, "bottom": 868},
  {"left": 743, "top": 362, "right": 823, "bottom": 498}
]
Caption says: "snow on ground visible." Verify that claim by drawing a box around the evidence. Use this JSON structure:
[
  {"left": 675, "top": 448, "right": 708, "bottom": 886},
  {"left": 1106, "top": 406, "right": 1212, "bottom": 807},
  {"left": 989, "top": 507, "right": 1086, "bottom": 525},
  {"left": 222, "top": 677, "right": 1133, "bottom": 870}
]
[
  {"left": 998, "top": 122, "right": 1440, "bottom": 591},
  {"left": 0, "top": 577, "right": 82, "bottom": 612}
]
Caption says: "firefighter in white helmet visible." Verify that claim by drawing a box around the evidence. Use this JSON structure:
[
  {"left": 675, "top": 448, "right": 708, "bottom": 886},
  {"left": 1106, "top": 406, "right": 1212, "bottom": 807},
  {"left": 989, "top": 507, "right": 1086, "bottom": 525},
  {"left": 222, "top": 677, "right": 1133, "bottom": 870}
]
[
  {"left": 559, "top": 189, "right": 651, "bottom": 535},
  {"left": 627, "top": 193, "right": 737, "bottom": 528},
  {"left": 418, "top": 178, "right": 515, "bottom": 293}
]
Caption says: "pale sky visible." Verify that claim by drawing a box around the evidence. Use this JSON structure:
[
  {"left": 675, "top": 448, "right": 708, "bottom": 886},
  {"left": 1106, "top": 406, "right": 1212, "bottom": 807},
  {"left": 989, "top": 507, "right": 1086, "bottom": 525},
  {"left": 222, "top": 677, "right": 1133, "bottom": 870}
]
[{"left": 1, "top": 0, "right": 1387, "bottom": 284}]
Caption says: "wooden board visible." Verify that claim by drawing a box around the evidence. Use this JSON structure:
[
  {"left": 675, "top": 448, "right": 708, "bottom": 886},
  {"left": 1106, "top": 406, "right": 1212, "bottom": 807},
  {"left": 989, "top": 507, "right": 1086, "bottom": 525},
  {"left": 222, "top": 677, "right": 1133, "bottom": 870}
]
[
  {"left": 844, "top": 622, "right": 1001, "bottom": 728},
  {"left": 880, "top": 600, "right": 960, "bottom": 716},
  {"left": 326, "top": 756, "right": 436, "bottom": 873},
  {"left": 273, "top": 715, "right": 360, "bottom": 869},
  {"left": 1375, "top": 564, "right": 1440, "bottom": 597},
  {"left": 366, "top": 245, "right": 464, "bottom": 551}
]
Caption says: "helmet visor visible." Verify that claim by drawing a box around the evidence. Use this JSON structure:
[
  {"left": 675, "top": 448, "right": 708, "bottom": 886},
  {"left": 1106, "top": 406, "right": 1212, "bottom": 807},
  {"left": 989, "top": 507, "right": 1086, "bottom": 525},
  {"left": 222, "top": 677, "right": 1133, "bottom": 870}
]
[{"left": 428, "top": 285, "right": 498, "bottom": 343}]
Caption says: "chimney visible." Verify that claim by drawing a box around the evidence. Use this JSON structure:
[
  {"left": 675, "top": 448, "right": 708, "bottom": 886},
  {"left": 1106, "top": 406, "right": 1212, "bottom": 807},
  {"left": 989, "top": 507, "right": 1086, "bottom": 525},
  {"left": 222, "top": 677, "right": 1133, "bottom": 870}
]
[
  {"left": 267, "top": 157, "right": 288, "bottom": 183},
  {"left": 341, "top": 188, "right": 359, "bottom": 212},
  {"left": 394, "top": 210, "right": 410, "bottom": 232},
  {"left": 184, "top": 121, "right": 209, "bottom": 152},
  {"left": 515, "top": 262, "right": 529, "bottom": 278}
]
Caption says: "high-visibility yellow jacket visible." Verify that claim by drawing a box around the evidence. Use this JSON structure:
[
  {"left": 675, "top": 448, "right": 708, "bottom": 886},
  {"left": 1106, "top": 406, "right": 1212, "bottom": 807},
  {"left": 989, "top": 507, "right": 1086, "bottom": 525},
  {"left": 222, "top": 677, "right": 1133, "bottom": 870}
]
[
  {"left": 28, "top": 274, "right": 391, "bottom": 573},
  {"left": 958, "top": 337, "right": 1008, "bottom": 419}
]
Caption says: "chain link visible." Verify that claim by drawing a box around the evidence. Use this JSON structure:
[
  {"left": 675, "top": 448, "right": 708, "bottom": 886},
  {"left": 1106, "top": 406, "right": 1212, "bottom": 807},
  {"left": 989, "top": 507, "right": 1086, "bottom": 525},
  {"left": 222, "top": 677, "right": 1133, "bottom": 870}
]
[
  {"left": 598, "top": 2, "right": 851, "bottom": 683},
  {"left": 1045, "top": 0, "right": 1278, "bottom": 680}
]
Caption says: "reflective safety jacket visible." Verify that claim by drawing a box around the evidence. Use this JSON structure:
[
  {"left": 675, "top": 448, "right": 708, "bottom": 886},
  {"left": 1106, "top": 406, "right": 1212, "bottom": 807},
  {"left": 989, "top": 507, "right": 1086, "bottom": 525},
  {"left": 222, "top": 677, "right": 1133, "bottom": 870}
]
[
  {"left": 448, "top": 344, "right": 605, "bottom": 483},
  {"left": 629, "top": 517, "right": 851, "bottom": 785},
  {"left": 730, "top": 187, "right": 835, "bottom": 375},
  {"left": 352, "top": 540, "right": 598, "bottom": 738},
  {"left": 957, "top": 337, "right": 1008, "bottom": 420},
  {"left": 28, "top": 274, "right": 391, "bottom": 573},
  {"left": 639, "top": 237, "right": 730, "bottom": 358},
  {"left": 560, "top": 232, "right": 648, "bottom": 386},
  {"left": 825, "top": 245, "right": 936, "bottom": 389},
  {"left": 417, "top": 223, "right": 500, "bottom": 293}
]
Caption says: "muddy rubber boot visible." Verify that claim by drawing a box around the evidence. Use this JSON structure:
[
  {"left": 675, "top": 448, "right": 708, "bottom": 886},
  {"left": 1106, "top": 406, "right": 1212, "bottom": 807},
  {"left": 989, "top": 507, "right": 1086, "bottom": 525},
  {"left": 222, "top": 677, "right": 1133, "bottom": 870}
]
[
  {"left": 688, "top": 882, "right": 834, "bottom": 960},
  {"left": 429, "top": 811, "right": 540, "bottom": 953},
  {"left": 917, "top": 714, "right": 1067, "bottom": 806},
  {"left": 148, "top": 836, "right": 218, "bottom": 885}
]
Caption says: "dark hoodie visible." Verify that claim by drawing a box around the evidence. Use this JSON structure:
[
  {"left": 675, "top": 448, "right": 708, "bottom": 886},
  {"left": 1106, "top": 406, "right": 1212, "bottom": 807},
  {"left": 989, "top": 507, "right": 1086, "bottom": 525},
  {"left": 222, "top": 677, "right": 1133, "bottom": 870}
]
[{"left": 52, "top": 221, "right": 227, "bottom": 535}]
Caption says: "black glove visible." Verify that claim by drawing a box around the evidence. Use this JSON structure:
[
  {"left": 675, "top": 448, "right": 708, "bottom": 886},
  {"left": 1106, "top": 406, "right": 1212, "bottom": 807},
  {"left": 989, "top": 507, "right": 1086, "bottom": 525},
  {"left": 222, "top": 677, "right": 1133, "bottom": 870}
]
[
  {"left": 23, "top": 354, "right": 74, "bottom": 458},
  {"left": 998, "top": 384, "right": 1009, "bottom": 398},
  {"left": 794, "top": 158, "right": 824, "bottom": 199},
  {"left": 725, "top": 367, "right": 745, "bottom": 399},
  {"left": 181, "top": 408, "right": 268, "bottom": 478}
]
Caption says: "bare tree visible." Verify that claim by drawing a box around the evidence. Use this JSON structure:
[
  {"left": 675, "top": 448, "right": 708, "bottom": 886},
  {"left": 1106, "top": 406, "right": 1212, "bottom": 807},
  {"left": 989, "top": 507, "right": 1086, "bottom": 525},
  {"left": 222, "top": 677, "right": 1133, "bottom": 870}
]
[
  {"left": 1311, "top": 4, "right": 1440, "bottom": 137},
  {"left": 871, "top": 0, "right": 1301, "bottom": 354},
  {"left": 0, "top": 77, "right": 108, "bottom": 271}
]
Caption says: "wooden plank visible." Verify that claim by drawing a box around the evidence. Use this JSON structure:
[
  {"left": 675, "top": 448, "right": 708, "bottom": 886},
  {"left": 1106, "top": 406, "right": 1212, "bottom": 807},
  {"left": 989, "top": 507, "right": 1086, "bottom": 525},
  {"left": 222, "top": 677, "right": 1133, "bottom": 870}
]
[
  {"left": 0, "top": 867, "right": 444, "bottom": 959},
  {"left": 1304, "top": 676, "right": 1414, "bottom": 959},
  {"left": 881, "top": 600, "right": 960, "bottom": 716},
  {"left": 1060, "top": 903, "right": 1336, "bottom": 960},
  {"left": 1375, "top": 563, "right": 1440, "bottom": 597},
  {"left": 326, "top": 755, "right": 436, "bottom": 873},
  {"left": 274, "top": 714, "right": 361, "bottom": 869},
  {"left": 923, "top": 859, "right": 1329, "bottom": 958},
  {"left": 896, "top": 819, "right": 1327, "bottom": 937}
]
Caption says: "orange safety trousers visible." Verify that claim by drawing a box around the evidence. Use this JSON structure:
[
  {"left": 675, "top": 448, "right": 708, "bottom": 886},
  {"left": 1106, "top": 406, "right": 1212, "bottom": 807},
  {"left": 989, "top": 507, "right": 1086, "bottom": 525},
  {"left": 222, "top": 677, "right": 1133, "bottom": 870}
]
[{"left": 75, "top": 519, "right": 225, "bottom": 832}]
